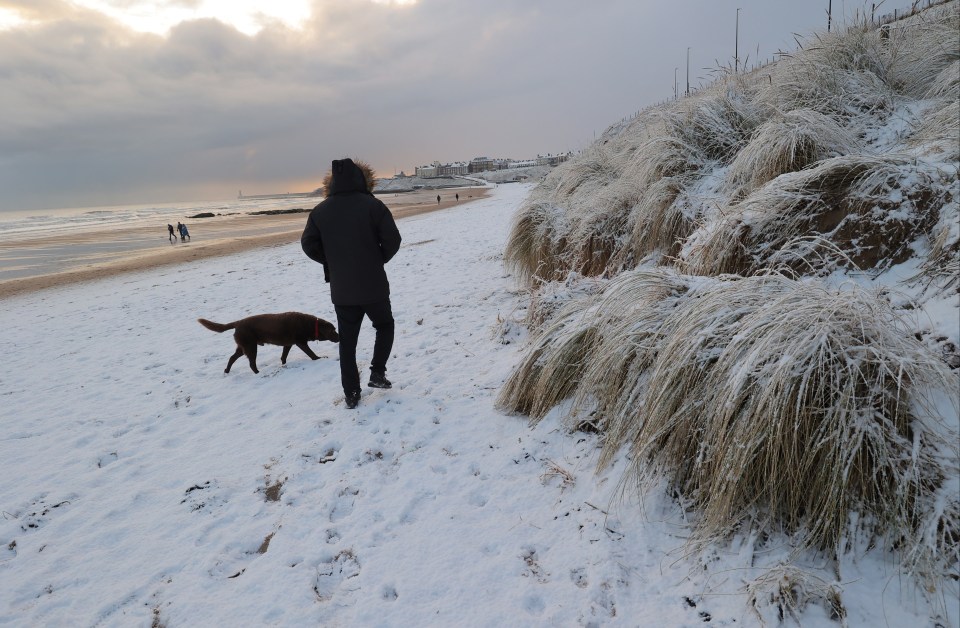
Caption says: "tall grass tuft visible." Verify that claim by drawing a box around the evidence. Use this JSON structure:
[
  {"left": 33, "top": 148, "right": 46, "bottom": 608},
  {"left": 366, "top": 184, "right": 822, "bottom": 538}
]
[
  {"left": 501, "top": 271, "right": 959, "bottom": 576},
  {"left": 656, "top": 86, "right": 765, "bottom": 164},
  {"left": 757, "top": 28, "right": 894, "bottom": 117},
  {"left": 925, "top": 59, "right": 960, "bottom": 99},
  {"left": 909, "top": 99, "right": 960, "bottom": 162},
  {"left": 503, "top": 199, "right": 567, "bottom": 286},
  {"left": 619, "top": 276, "right": 958, "bottom": 561},
  {"left": 496, "top": 301, "right": 601, "bottom": 419},
  {"left": 913, "top": 197, "right": 960, "bottom": 293},
  {"left": 887, "top": 4, "right": 960, "bottom": 98},
  {"left": 619, "top": 175, "right": 695, "bottom": 262},
  {"left": 725, "top": 109, "right": 861, "bottom": 200},
  {"left": 683, "top": 154, "right": 949, "bottom": 275}
]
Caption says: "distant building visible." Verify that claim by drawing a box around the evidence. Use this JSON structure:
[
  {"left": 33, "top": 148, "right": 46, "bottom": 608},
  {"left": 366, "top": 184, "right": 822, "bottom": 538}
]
[
  {"left": 469, "top": 157, "right": 494, "bottom": 173},
  {"left": 410, "top": 151, "right": 573, "bottom": 177},
  {"left": 438, "top": 162, "right": 468, "bottom": 176},
  {"left": 415, "top": 163, "right": 438, "bottom": 178}
]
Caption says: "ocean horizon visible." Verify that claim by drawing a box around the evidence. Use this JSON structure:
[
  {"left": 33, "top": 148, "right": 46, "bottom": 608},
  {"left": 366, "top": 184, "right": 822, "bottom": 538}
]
[{"left": 0, "top": 195, "right": 321, "bottom": 240}]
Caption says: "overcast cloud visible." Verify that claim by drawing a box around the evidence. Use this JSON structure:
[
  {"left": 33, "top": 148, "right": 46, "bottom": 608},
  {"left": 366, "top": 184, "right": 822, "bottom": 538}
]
[{"left": 1, "top": 0, "right": 845, "bottom": 211}]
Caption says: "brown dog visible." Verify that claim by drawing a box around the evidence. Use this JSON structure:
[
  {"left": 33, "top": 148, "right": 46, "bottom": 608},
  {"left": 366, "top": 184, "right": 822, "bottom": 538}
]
[{"left": 198, "top": 312, "right": 339, "bottom": 374}]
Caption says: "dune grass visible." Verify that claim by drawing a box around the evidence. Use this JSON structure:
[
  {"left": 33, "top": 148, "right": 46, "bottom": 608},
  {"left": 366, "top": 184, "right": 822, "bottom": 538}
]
[
  {"left": 500, "top": 270, "right": 959, "bottom": 577},
  {"left": 683, "top": 154, "right": 950, "bottom": 275},
  {"left": 887, "top": 4, "right": 960, "bottom": 98},
  {"left": 756, "top": 27, "right": 894, "bottom": 118},
  {"left": 724, "top": 109, "right": 861, "bottom": 200},
  {"left": 925, "top": 59, "right": 960, "bottom": 99},
  {"left": 501, "top": 1, "right": 960, "bottom": 602},
  {"left": 912, "top": 197, "right": 960, "bottom": 293},
  {"left": 503, "top": 199, "right": 568, "bottom": 286},
  {"left": 909, "top": 99, "right": 960, "bottom": 161}
]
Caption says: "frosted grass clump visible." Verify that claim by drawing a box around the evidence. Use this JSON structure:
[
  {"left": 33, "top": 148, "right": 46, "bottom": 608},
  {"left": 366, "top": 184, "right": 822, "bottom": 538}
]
[
  {"left": 725, "top": 109, "right": 861, "bottom": 199},
  {"left": 496, "top": 268, "right": 691, "bottom": 422},
  {"left": 745, "top": 565, "right": 846, "bottom": 626},
  {"left": 757, "top": 28, "right": 894, "bottom": 117},
  {"left": 500, "top": 270, "right": 959, "bottom": 584},
  {"left": 616, "top": 277, "right": 957, "bottom": 558},
  {"left": 503, "top": 199, "right": 568, "bottom": 285},
  {"left": 924, "top": 59, "right": 960, "bottom": 99},
  {"left": 909, "top": 99, "right": 960, "bottom": 162},
  {"left": 683, "top": 154, "right": 949, "bottom": 275},
  {"left": 912, "top": 195, "right": 960, "bottom": 293},
  {"left": 887, "top": 4, "right": 960, "bottom": 98},
  {"left": 657, "top": 86, "right": 765, "bottom": 164}
]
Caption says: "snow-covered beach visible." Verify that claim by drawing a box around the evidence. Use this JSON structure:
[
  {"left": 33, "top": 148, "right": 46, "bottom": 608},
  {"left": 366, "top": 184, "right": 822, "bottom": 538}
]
[{"left": 0, "top": 183, "right": 952, "bottom": 627}]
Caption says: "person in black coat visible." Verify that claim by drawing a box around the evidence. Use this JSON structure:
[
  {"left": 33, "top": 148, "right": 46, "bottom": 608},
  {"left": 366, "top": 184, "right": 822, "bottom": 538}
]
[{"left": 301, "top": 158, "right": 402, "bottom": 409}]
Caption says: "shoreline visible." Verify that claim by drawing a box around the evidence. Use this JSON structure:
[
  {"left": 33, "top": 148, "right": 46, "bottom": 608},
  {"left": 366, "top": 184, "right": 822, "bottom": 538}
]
[{"left": 0, "top": 187, "right": 489, "bottom": 299}]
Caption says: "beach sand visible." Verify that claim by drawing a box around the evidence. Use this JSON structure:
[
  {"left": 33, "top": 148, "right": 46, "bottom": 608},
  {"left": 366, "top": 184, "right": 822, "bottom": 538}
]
[{"left": 0, "top": 187, "right": 489, "bottom": 299}]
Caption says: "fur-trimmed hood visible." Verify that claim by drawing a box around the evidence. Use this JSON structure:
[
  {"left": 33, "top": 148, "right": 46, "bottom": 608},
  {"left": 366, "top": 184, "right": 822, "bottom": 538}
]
[{"left": 322, "top": 158, "right": 376, "bottom": 197}]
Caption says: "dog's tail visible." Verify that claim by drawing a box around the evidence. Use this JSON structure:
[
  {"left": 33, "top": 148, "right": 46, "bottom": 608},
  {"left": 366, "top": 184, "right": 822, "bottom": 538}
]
[{"left": 197, "top": 318, "right": 235, "bottom": 333}]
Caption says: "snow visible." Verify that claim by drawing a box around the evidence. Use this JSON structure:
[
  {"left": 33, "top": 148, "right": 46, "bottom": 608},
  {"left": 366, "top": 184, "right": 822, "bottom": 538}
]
[{"left": 0, "top": 183, "right": 953, "bottom": 626}]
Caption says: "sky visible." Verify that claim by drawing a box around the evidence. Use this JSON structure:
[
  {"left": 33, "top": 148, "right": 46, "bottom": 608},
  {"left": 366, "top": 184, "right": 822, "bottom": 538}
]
[{"left": 0, "top": 0, "right": 864, "bottom": 211}]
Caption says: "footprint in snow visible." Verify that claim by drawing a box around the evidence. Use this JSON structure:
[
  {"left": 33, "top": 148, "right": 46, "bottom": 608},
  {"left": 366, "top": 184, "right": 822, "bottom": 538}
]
[
  {"left": 329, "top": 486, "right": 358, "bottom": 522},
  {"left": 314, "top": 550, "right": 361, "bottom": 603}
]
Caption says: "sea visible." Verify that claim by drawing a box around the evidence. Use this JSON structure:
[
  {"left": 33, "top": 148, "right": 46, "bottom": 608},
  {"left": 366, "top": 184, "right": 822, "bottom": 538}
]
[
  {"left": 0, "top": 195, "right": 320, "bottom": 282},
  {"left": 0, "top": 195, "right": 317, "bottom": 240}
]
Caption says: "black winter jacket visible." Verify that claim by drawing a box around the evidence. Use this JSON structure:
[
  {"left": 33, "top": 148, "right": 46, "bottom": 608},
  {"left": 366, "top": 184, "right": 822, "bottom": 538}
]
[{"left": 301, "top": 159, "right": 402, "bottom": 305}]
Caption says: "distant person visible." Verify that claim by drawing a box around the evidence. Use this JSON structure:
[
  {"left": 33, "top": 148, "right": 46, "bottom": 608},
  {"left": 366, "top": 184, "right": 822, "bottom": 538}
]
[
  {"left": 301, "top": 158, "right": 402, "bottom": 410},
  {"left": 181, "top": 223, "right": 190, "bottom": 241},
  {"left": 168, "top": 224, "right": 176, "bottom": 243},
  {"left": 455, "top": 193, "right": 459, "bottom": 202},
  {"left": 178, "top": 222, "right": 190, "bottom": 242},
  {"left": 437, "top": 194, "right": 441, "bottom": 204}
]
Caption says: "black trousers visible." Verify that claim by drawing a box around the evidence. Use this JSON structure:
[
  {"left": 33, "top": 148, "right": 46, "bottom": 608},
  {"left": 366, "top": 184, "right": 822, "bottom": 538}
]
[{"left": 334, "top": 299, "right": 394, "bottom": 394}]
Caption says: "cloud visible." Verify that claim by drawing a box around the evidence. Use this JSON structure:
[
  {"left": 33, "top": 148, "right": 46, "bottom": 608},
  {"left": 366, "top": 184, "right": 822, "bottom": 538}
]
[{"left": 0, "top": 0, "right": 830, "bottom": 211}]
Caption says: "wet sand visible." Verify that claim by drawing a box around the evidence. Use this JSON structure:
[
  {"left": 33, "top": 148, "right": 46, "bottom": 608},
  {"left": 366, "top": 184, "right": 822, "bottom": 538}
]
[{"left": 0, "top": 187, "right": 489, "bottom": 299}]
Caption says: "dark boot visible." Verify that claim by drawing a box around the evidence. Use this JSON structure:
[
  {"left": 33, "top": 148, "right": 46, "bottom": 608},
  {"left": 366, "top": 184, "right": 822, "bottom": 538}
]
[
  {"left": 345, "top": 390, "right": 361, "bottom": 409},
  {"left": 368, "top": 371, "right": 392, "bottom": 389}
]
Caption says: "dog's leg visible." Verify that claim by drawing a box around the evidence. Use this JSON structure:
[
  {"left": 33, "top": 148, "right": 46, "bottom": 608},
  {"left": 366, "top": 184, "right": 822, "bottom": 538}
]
[
  {"left": 245, "top": 343, "right": 259, "bottom": 374},
  {"left": 296, "top": 342, "right": 321, "bottom": 361},
  {"left": 281, "top": 345, "right": 292, "bottom": 365},
  {"left": 225, "top": 347, "right": 244, "bottom": 373}
]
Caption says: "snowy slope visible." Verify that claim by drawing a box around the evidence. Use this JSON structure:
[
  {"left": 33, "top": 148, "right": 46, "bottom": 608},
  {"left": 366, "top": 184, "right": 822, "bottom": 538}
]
[{"left": 0, "top": 184, "right": 949, "bottom": 626}]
